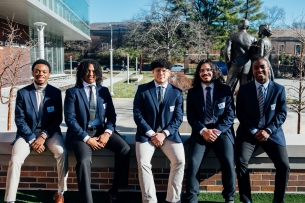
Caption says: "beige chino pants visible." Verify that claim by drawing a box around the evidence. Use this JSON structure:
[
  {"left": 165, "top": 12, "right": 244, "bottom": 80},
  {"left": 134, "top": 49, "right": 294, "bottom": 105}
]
[
  {"left": 4, "top": 133, "right": 68, "bottom": 202},
  {"left": 136, "top": 139, "right": 185, "bottom": 203}
]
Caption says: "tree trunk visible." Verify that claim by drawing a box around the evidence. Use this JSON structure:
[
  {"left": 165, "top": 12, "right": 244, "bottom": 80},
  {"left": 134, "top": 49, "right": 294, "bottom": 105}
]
[
  {"left": 297, "top": 43, "right": 304, "bottom": 134},
  {"left": 7, "top": 87, "right": 14, "bottom": 131}
]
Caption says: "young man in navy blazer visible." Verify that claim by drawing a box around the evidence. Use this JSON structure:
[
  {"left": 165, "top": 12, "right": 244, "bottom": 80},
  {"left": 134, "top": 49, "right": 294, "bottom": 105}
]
[
  {"left": 133, "top": 58, "right": 185, "bottom": 203},
  {"left": 64, "top": 59, "right": 130, "bottom": 203},
  {"left": 5, "top": 59, "right": 68, "bottom": 203},
  {"left": 236, "top": 58, "right": 290, "bottom": 203},
  {"left": 185, "top": 59, "right": 236, "bottom": 203}
]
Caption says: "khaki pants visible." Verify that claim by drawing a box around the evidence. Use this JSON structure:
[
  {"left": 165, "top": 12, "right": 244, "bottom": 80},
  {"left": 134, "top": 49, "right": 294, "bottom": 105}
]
[
  {"left": 136, "top": 139, "right": 185, "bottom": 203},
  {"left": 4, "top": 133, "right": 68, "bottom": 202}
]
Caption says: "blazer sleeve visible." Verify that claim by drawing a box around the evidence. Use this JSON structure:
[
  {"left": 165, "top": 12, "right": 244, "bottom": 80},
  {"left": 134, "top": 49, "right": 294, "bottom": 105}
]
[
  {"left": 266, "top": 86, "right": 287, "bottom": 133},
  {"left": 14, "top": 90, "right": 36, "bottom": 142},
  {"left": 214, "top": 86, "right": 235, "bottom": 133},
  {"left": 236, "top": 85, "right": 259, "bottom": 134},
  {"left": 187, "top": 89, "right": 205, "bottom": 135},
  {"left": 103, "top": 88, "right": 116, "bottom": 132},
  {"left": 43, "top": 90, "right": 63, "bottom": 138},
  {"left": 163, "top": 91, "right": 183, "bottom": 135},
  {"left": 133, "top": 85, "right": 153, "bottom": 134},
  {"left": 64, "top": 88, "right": 88, "bottom": 141}
]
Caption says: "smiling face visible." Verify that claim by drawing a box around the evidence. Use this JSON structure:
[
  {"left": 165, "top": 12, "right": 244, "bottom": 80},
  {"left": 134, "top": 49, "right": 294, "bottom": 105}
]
[
  {"left": 32, "top": 64, "right": 50, "bottom": 86},
  {"left": 152, "top": 67, "right": 171, "bottom": 85},
  {"left": 199, "top": 63, "right": 213, "bottom": 85},
  {"left": 83, "top": 63, "right": 97, "bottom": 84},
  {"left": 253, "top": 59, "right": 270, "bottom": 84}
]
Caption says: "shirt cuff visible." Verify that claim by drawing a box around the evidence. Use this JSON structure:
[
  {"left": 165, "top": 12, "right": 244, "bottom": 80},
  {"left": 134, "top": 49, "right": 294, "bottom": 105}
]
[
  {"left": 41, "top": 131, "right": 48, "bottom": 138},
  {"left": 105, "top": 129, "right": 112, "bottom": 136},
  {"left": 251, "top": 128, "right": 259, "bottom": 135},
  {"left": 163, "top": 130, "right": 170, "bottom": 136},
  {"left": 29, "top": 138, "right": 36, "bottom": 144},
  {"left": 265, "top": 128, "right": 272, "bottom": 134},
  {"left": 199, "top": 128, "right": 207, "bottom": 136},
  {"left": 146, "top": 130, "right": 155, "bottom": 137},
  {"left": 83, "top": 135, "right": 90, "bottom": 143}
]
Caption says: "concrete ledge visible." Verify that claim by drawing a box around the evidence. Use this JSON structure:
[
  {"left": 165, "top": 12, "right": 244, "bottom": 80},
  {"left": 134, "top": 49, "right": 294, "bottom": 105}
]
[
  {"left": 0, "top": 132, "right": 304, "bottom": 169},
  {"left": 0, "top": 131, "right": 304, "bottom": 192}
]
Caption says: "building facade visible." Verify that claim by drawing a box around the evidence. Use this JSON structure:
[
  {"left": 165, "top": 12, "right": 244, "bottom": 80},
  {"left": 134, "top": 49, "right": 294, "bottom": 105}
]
[
  {"left": 271, "top": 29, "right": 304, "bottom": 55},
  {"left": 0, "top": 0, "right": 90, "bottom": 75}
]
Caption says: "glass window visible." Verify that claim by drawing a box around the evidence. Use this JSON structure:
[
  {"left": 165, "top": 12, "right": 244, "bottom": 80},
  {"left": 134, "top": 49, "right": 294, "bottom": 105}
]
[
  {"left": 295, "top": 44, "right": 301, "bottom": 55},
  {"left": 29, "top": 28, "right": 64, "bottom": 75},
  {"left": 278, "top": 44, "right": 285, "bottom": 53}
]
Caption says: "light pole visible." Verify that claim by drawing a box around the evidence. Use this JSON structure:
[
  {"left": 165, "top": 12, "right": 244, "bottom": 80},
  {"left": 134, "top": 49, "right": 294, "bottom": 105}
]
[
  {"left": 127, "top": 54, "right": 130, "bottom": 84},
  {"left": 34, "top": 22, "right": 47, "bottom": 59},
  {"left": 109, "top": 24, "right": 114, "bottom": 95}
]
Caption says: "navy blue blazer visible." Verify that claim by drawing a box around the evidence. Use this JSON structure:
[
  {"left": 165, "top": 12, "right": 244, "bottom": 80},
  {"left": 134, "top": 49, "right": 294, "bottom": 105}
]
[
  {"left": 14, "top": 83, "right": 62, "bottom": 144},
  {"left": 236, "top": 80, "right": 287, "bottom": 146},
  {"left": 64, "top": 85, "right": 116, "bottom": 150},
  {"left": 187, "top": 83, "right": 235, "bottom": 144},
  {"left": 133, "top": 81, "right": 183, "bottom": 143}
]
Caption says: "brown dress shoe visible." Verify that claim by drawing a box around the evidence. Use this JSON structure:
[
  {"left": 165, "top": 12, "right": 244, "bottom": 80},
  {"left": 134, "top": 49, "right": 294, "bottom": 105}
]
[{"left": 53, "top": 192, "right": 64, "bottom": 203}]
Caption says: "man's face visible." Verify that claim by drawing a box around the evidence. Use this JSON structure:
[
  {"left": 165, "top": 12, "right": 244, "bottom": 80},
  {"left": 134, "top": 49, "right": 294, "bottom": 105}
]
[
  {"left": 152, "top": 67, "right": 171, "bottom": 85},
  {"left": 32, "top": 64, "right": 50, "bottom": 86},
  {"left": 199, "top": 63, "right": 213, "bottom": 85},
  {"left": 83, "top": 64, "right": 97, "bottom": 84},
  {"left": 253, "top": 59, "right": 270, "bottom": 84}
]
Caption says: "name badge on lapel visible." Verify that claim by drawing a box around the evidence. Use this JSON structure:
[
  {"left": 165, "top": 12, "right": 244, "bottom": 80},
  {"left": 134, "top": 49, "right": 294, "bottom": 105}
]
[
  {"left": 169, "top": 106, "right": 175, "bottom": 112},
  {"left": 270, "top": 104, "right": 276, "bottom": 110},
  {"left": 218, "top": 102, "right": 225, "bottom": 109},
  {"left": 103, "top": 103, "right": 107, "bottom": 109},
  {"left": 47, "top": 106, "right": 55, "bottom": 113}
]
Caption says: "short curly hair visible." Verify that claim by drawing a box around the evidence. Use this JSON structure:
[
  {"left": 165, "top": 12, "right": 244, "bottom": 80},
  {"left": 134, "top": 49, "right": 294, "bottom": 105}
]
[
  {"left": 150, "top": 58, "right": 172, "bottom": 70},
  {"left": 192, "top": 59, "right": 225, "bottom": 88},
  {"left": 75, "top": 59, "right": 103, "bottom": 88},
  {"left": 32, "top": 59, "right": 51, "bottom": 73}
]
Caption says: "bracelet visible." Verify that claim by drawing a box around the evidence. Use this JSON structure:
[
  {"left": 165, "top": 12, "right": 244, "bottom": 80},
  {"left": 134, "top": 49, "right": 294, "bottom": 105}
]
[{"left": 40, "top": 135, "right": 46, "bottom": 140}]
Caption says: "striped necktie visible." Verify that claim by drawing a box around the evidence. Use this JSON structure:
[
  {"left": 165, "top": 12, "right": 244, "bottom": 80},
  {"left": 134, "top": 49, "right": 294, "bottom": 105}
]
[
  {"left": 158, "top": 86, "right": 163, "bottom": 106},
  {"left": 205, "top": 86, "right": 213, "bottom": 122},
  {"left": 88, "top": 85, "right": 96, "bottom": 122},
  {"left": 258, "top": 85, "right": 265, "bottom": 118}
]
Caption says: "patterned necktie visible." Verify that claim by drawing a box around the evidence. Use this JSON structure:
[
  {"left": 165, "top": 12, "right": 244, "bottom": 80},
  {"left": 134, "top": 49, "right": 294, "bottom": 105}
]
[
  {"left": 88, "top": 85, "right": 96, "bottom": 122},
  {"left": 258, "top": 85, "right": 265, "bottom": 118},
  {"left": 205, "top": 86, "right": 213, "bottom": 122},
  {"left": 37, "top": 87, "right": 44, "bottom": 125},
  {"left": 158, "top": 86, "right": 163, "bottom": 106}
]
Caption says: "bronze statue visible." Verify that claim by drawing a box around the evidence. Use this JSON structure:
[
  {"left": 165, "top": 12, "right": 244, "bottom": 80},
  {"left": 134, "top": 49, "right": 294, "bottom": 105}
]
[
  {"left": 224, "top": 19, "right": 257, "bottom": 92},
  {"left": 252, "top": 24, "right": 274, "bottom": 81}
]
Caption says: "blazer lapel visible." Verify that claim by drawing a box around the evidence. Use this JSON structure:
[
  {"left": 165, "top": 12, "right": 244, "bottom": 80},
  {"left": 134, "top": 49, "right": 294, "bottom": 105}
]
[
  {"left": 43, "top": 84, "right": 51, "bottom": 104},
  {"left": 79, "top": 87, "right": 90, "bottom": 111},
  {"left": 199, "top": 87, "right": 205, "bottom": 117},
  {"left": 251, "top": 81, "right": 261, "bottom": 118},
  {"left": 148, "top": 81, "right": 159, "bottom": 112},
  {"left": 96, "top": 86, "right": 104, "bottom": 117},
  {"left": 264, "top": 81, "right": 274, "bottom": 113},
  {"left": 162, "top": 83, "right": 173, "bottom": 109},
  {"left": 29, "top": 84, "right": 39, "bottom": 119}
]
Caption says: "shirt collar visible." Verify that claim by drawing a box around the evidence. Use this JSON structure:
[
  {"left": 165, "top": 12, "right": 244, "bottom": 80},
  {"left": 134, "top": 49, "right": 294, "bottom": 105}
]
[
  {"left": 255, "top": 80, "right": 269, "bottom": 89},
  {"left": 154, "top": 80, "right": 168, "bottom": 89},
  {"left": 201, "top": 82, "right": 214, "bottom": 90},
  {"left": 33, "top": 82, "right": 47, "bottom": 91},
  {"left": 83, "top": 80, "right": 96, "bottom": 88}
]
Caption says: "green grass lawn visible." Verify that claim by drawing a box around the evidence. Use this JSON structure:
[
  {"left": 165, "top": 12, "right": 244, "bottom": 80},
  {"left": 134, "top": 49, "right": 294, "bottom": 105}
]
[
  {"left": 111, "top": 73, "right": 154, "bottom": 98},
  {"left": 0, "top": 190, "right": 304, "bottom": 203}
]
